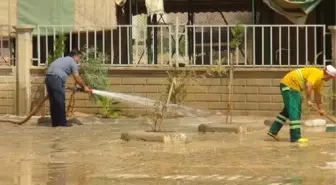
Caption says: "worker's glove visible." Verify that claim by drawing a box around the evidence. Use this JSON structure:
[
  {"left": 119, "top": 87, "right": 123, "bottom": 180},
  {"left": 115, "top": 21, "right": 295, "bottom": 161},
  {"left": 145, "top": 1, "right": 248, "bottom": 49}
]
[{"left": 318, "top": 109, "right": 325, "bottom": 116}]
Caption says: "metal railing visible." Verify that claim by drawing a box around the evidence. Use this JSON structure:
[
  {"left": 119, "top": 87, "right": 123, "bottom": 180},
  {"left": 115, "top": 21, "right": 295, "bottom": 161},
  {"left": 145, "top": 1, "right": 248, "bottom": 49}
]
[{"left": 33, "top": 24, "right": 330, "bottom": 67}]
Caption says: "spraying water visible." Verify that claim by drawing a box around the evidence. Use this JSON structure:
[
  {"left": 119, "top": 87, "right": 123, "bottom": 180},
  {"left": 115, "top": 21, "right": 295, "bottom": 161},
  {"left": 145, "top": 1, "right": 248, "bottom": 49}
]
[{"left": 92, "top": 89, "right": 212, "bottom": 118}]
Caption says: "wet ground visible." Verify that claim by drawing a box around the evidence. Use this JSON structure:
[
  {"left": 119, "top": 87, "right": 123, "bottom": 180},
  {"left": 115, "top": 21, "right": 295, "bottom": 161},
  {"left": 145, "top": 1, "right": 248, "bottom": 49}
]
[{"left": 0, "top": 116, "right": 335, "bottom": 185}]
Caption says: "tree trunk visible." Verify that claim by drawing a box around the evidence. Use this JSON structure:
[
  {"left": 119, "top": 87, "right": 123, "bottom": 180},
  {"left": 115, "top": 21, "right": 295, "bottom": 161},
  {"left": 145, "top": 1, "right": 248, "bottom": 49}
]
[{"left": 226, "top": 53, "right": 234, "bottom": 124}]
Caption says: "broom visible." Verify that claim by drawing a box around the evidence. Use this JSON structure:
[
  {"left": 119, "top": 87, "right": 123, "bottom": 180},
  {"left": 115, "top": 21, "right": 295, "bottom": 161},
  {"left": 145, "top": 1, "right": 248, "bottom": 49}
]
[{"left": 311, "top": 106, "right": 336, "bottom": 132}]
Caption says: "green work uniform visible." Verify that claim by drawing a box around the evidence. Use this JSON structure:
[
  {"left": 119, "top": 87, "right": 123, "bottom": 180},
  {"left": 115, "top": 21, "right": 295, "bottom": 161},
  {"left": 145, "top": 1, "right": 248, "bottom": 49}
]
[{"left": 269, "top": 83, "right": 302, "bottom": 142}]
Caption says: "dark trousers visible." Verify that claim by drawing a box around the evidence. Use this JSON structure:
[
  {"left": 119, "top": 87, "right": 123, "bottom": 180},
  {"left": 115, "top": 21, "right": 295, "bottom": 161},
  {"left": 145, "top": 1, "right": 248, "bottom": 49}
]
[{"left": 45, "top": 75, "right": 67, "bottom": 127}]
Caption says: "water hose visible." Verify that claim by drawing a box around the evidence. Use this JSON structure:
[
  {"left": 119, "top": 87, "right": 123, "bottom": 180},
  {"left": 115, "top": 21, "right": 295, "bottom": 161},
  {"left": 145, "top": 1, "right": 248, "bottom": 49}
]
[
  {"left": 0, "top": 95, "right": 49, "bottom": 125},
  {"left": 0, "top": 86, "right": 90, "bottom": 125}
]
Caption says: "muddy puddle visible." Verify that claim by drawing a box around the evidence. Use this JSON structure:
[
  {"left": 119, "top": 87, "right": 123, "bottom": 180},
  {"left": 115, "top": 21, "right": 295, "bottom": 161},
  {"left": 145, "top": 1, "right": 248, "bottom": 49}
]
[{"left": 0, "top": 117, "right": 335, "bottom": 185}]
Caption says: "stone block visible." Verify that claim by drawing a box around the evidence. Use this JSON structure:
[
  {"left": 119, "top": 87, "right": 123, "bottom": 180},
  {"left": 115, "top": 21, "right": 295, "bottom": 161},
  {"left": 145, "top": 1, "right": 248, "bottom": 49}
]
[
  {"left": 264, "top": 119, "right": 273, "bottom": 126},
  {"left": 272, "top": 95, "right": 283, "bottom": 103},
  {"left": 221, "top": 94, "right": 246, "bottom": 102},
  {"left": 198, "top": 124, "right": 239, "bottom": 133},
  {"left": 208, "top": 102, "right": 227, "bottom": 109},
  {"left": 74, "top": 100, "right": 86, "bottom": 107},
  {"left": 234, "top": 103, "right": 258, "bottom": 110},
  {"left": 208, "top": 86, "right": 228, "bottom": 93},
  {"left": 146, "top": 93, "right": 161, "bottom": 100},
  {"left": 110, "top": 77, "right": 122, "bottom": 85},
  {"left": 272, "top": 79, "right": 281, "bottom": 86},
  {"left": 122, "top": 77, "right": 146, "bottom": 85},
  {"left": 0, "top": 99, "right": 14, "bottom": 106},
  {"left": 134, "top": 85, "right": 158, "bottom": 93},
  {"left": 197, "top": 78, "right": 220, "bottom": 86},
  {"left": 259, "top": 87, "right": 279, "bottom": 94},
  {"left": 120, "top": 131, "right": 189, "bottom": 143},
  {"left": 221, "top": 79, "right": 246, "bottom": 86},
  {"left": 0, "top": 84, "right": 15, "bottom": 91},
  {"left": 246, "top": 95, "right": 271, "bottom": 102},
  {"left": 259, "top": 103, "right": 283, "bottom": 111},
  {"left": 233, "top": 87, "right": 258, "bottom": 94},
  {"left": 85, "top": 100, "right": 99, "bottom": 108},
  {"left": 184, "top": 95, "right": 195, "bottom": 101},
  {"left": 246, "top": 79, "right": 272, "bottom": 86},
  {"left": 194, "top": 94, "right": 220, "bottom": 102},
  {"left": 75, "top": 93, "right": 90, "bottom": 100},
  {"left": 31, "top": 77, "right": 45, "bottom": 84},
  {"left": 198, "top": 123, "right": 265, "bottom": 133},
  {"left": 184, "top": 102, "right": 209, "bottom": 109},
  {"left": 186, "top": 86, "right": 207, "bottom": 93},
  {"left": 146, "top": 78, "right": 168, "bottom": 85},
  {"left": 0, "top": 92, "right": 10, "bottom": 99},
  {"left": 112, "top": 85, "right": 133, "bottom": 93}
]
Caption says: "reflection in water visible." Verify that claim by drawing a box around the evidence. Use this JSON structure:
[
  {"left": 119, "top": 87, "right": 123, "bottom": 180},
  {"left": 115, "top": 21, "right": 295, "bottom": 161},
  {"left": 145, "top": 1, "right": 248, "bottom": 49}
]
[
  {"left": 18, "top": 160, "right": 32, "bottom": 185},
  {"left": 16, "top": 132, "right": 33, "bottom": 185},
  {"left": 45, "top": 137, "right": 90, "bottom": 185},
  {"left": 45, "top": 162, "right": 90, "bottom": 185},
  {"left": 46, "top": 162, "right": 67, "bottom": 185},
  {"left": 290, "top": 176, "right": 302, "bottom": 185},
  {"left": 1, "top": 119, "right": 335, "bottom": 185},
  {"left": 46, "top": 138, "right": 68, "bottom": 185}
]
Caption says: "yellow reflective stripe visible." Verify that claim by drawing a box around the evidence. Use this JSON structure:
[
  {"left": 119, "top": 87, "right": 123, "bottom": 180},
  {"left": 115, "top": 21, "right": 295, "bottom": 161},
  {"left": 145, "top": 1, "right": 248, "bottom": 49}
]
[
  {"left": 275, "top": 118, "right": 285, "bottom": 124},
  {"left": 290, "top": 125, "right": 301, "bottom": 129},
  {"left": 290, "top": 120, "right": 301, "bottom": 124},
  {"left": 296, "top": 69, "right": 305, "bottom": 91},
  {"left": 277, "top": 114, "right": 288, "bottom": 121}
]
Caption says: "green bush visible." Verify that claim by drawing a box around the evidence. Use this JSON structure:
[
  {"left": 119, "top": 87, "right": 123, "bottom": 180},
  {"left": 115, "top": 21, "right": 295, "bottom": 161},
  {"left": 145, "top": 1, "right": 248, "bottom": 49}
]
[{"left": 79, "top": 47, "right": 120, "bottom": 118}]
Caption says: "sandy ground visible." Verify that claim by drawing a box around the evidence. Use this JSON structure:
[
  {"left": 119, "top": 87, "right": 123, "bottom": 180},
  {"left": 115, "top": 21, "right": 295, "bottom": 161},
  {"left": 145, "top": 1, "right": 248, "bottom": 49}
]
[{"left": 0, "top": 115, "right": 335, "bottom": 185}]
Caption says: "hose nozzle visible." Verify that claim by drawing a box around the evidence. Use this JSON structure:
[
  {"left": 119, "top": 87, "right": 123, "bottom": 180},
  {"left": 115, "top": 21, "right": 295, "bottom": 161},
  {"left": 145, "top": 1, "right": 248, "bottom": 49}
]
[{"left": 67, "top": 85, "right": 89, "bottom": 93}]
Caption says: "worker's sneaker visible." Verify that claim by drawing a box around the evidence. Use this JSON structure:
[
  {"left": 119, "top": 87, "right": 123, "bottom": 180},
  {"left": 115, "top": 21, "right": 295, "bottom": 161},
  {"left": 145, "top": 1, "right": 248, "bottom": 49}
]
[
  {"left": 292, "top": 138, "right": 308, "bottom": 143},
  {"left": 267, "top": 132, "right": 280, "bottom": 141}
]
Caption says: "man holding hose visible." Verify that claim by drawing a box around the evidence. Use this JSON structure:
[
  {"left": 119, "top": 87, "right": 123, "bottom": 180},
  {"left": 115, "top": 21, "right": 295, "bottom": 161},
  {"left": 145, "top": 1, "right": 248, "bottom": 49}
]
[
  {"left": 45, "top": 49, "right": 91, "bottom": 127},
  {"left": 268, "top": 65, "right": 336, "bottom": 143}
]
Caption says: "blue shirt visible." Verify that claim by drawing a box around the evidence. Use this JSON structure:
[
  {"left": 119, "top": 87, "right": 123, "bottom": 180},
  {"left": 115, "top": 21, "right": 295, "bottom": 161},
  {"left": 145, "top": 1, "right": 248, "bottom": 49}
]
[{"left": 46, "top": 56, "right": 78, "bottom": 82}]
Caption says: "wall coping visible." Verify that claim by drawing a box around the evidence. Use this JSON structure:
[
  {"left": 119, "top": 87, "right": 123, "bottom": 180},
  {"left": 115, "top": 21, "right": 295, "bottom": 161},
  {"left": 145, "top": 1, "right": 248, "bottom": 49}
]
[
  {"left": 31, "top": 66, "right": 296, "bottom": 73},
  {"left": 0, "top": 66, "right": 14, "bottom": 74},
  {"left": 328, "top": 26, "right": 336, "bottom": 32},
  {"left": 13, "top": 25, "right": 35, "bottom": 32}
]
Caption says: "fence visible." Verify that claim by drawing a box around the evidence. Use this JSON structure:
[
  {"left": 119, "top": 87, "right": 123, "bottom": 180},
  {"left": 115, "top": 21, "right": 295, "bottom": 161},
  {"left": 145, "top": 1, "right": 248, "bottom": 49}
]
[
  {"left": 0, "top": 25, "right": 14, "bottom": 66},
  {"left": 0, "top": 24, "right": 331, "bottom": 67}
]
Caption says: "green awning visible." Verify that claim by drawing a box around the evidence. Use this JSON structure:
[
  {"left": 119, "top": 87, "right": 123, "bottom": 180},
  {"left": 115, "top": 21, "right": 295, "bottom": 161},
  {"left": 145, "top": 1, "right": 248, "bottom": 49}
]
[
  {"left": 17, "top": 0, "right": 75, "bottom": 35},
  {"left": 263, "top": 0, "right": 322, "bottom": 24},
  {"left": 15, "top": 0, "right": 117, "bottom": 36}
]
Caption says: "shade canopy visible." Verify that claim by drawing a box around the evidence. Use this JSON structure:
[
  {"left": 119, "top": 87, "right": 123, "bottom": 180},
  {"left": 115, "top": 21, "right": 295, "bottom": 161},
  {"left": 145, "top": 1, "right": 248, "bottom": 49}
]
[
  {"left": 0, "top": 0, "right": 117, "bottom": 36},
  {"left": 263, "top": 0, "right": 322, "bottom": 24}
]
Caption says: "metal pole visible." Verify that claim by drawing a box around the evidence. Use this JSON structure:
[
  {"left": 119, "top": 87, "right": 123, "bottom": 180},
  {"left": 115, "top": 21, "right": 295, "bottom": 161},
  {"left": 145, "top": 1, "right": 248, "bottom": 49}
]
[
  {"left": 8, "top": 0, "right": 12, "bottom": 64},
  {"left": 128, "top": 0, "right": 133, "bottom": 64},
  {"left": 252, "top": 0, "right": 256, "bottom": 24},
  {"left": 147, "top": 16, "right": 152, "bottom": 64},
  {"left": 153, "top": 14, "right": 158, "bottom": 64}
]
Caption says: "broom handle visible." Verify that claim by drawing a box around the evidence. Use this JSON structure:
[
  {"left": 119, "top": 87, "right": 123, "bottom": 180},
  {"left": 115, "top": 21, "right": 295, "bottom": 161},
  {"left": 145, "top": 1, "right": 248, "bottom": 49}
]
[{"left": 311, "top": 106, "right": 336, "bottom": 123}]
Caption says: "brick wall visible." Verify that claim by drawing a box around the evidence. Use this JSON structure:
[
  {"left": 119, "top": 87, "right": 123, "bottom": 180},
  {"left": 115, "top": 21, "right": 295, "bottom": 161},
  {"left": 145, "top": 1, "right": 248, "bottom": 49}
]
[
  {"left": 0, "top": 67, "right": 16, "bottom": 114},
  {"left": 27, "top": 67, "right": 333, "bottom": 117}
]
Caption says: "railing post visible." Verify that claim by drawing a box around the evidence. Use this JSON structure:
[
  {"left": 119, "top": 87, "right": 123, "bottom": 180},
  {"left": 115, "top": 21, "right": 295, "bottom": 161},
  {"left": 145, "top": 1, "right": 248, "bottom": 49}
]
[
  {"left": 329, "top": 26, "right": 336, "bottom": 116},
  {"left": 13, "top": 25, "right": 35, "bottom": 116}
]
